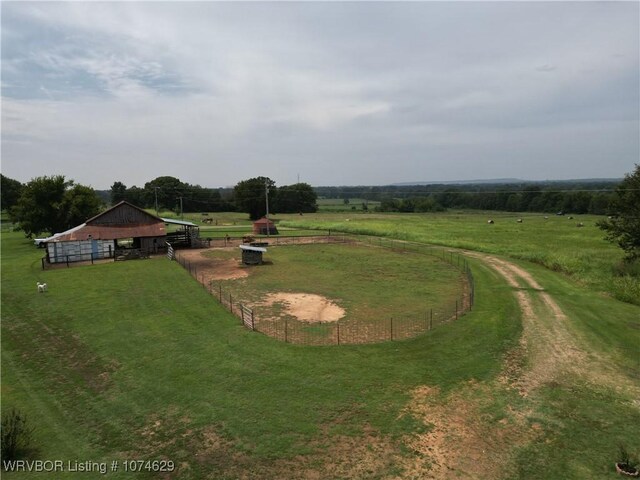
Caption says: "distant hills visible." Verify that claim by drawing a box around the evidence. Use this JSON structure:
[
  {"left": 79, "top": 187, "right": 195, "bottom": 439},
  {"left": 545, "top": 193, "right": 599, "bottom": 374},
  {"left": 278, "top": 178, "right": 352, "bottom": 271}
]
[{"left": 390, "top": 178, "right": 622, "bottom": 186}]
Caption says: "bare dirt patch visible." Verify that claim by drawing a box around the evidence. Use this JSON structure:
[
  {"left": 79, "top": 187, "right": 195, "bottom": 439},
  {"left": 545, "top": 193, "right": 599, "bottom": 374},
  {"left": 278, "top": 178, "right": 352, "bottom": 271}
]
[
  {"left": 176, "top": 248, "right": 248, "bottom": 282},
  {"left": 397, "top": 383, "right": 535, "bottom": 480},
  {"left": 262, "top": 292, "right": 345, "bottom": 323}
]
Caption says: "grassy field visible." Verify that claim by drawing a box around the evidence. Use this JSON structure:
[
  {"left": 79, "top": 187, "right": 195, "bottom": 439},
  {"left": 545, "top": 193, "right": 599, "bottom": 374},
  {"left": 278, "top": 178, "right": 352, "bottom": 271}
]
[
  {"left": 2, "top": 207, "right": 639, "bottom": 479},
  {"left": 279, "top": 210, "right": 640, "bottom": 305},
  {"left": 316, "top": 198, "right": 382, "bottom": 212},
  {"left": 202, "top": 243, "right": 465, "bottom": 328}
]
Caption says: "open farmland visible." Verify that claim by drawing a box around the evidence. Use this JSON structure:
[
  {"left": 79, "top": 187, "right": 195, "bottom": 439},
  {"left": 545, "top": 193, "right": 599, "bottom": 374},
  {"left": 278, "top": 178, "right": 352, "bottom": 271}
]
[
  {"left": 2, "top": 208, "right": 639, "bottom": 479},
  {"left": 280, "top": 210, "right": 640, "bottom": 305}
]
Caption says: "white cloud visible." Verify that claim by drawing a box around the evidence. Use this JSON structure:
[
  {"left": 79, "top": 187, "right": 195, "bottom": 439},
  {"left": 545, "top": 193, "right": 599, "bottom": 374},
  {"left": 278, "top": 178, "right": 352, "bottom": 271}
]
[{"left": 2, "top": 1, "right": 638, "bottom": 187}]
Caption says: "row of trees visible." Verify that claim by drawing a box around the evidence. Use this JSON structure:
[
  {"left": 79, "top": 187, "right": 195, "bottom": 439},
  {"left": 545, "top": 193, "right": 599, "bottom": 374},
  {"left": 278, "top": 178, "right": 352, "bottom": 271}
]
[
  {"left": 110, "top": 177, "right": 234, "bottom": 213},
  {"left": 317, "top": 180, "right": 620, "bottom": 215},
  {"left": 110, "top": 176, "right": 317, "bottom": 220},
  {"left": 376, "top": 188, "right": 613, "bottom": 215}
]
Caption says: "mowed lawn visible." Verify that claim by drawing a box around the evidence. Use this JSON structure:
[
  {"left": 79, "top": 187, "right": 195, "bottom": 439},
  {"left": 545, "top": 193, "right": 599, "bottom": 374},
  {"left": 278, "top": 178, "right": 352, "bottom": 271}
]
[
  {"left": 1, "top": 232, "right": 518, "bottom": 479},
  {"left": 203, "top": 243, "right": 465, "bottom": 325},
  {"left": 2, "top": 223, "right": 639, "bottom": 479}
]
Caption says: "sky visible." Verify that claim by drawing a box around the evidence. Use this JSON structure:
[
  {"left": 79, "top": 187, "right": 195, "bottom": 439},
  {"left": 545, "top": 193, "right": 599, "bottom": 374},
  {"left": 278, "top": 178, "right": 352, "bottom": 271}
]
[{"left": 1, "top": 1, "right": 638, "bottom": 189}]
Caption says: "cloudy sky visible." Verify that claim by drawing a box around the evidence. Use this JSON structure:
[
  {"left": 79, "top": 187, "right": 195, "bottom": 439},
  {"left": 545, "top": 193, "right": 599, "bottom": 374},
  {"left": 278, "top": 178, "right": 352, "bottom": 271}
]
[{"left": 2, "top": 1, "right": 638, "bottom": 189}]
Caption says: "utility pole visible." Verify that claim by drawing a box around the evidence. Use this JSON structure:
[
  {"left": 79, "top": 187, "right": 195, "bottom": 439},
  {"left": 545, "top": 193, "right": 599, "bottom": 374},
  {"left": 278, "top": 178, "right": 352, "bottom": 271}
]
[
  {"left": 154, "top": 187, "right": 159, "bottom": 216},
  {"left": 265, "top": 180, "right": 270, "bottom": 238}
]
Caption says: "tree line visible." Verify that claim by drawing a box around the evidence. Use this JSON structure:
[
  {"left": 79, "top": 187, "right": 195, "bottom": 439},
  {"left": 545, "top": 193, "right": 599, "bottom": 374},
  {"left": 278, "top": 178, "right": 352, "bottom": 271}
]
[
  {"left": 1, "top": 174, "right": 318, "bottom": 235},
  {"left": 316, "top": 180, "right": 620, "bottom": 215},
  {"left": 109, "top": 176, "right": 317, "bottom": 220},
  {"left": 3, "top": 169, "right": 637, "bottom": 263}
]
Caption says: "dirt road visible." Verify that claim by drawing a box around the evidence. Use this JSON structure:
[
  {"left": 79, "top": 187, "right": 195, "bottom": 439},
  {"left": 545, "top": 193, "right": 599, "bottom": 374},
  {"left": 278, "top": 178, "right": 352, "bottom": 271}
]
[{"left": 400, "top": 251, "right": 639, "bottom": 479}]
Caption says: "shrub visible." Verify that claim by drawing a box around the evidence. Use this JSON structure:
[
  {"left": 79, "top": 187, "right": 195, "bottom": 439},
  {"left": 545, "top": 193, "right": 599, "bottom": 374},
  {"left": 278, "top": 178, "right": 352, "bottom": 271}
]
[{"left": 1, "top": 408, "right": 35, "bottom": 463}]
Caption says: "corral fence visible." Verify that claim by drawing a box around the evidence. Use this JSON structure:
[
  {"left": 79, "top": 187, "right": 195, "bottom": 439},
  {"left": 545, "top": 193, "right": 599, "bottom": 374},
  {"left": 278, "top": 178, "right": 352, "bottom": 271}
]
[
  {"left": 204, "top": 231, "right": 350, "bottom": 248},
  {"left": 173, "top": 234, "right": 475, "bottom": 345},
  {"left": 166, "top": 242, "right": 175, "bottom": 260}
]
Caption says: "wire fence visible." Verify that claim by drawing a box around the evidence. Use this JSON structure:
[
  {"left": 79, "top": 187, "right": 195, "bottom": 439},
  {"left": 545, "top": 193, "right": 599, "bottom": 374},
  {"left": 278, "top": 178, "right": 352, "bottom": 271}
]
[{"left": 174, "top": 234, "right": 474, "bottom": 345}]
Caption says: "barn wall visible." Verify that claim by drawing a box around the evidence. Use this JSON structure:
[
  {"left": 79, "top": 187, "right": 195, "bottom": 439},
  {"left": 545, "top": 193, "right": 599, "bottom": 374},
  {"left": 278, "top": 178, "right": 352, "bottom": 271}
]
[
  {"left": 139, "top": 236, "right": 165, "bottom": 253},
  {"left": 90, "top": 203, "right": 159, "bottom": 226},
  {"left": 47, "top": 240, "right": 114, "bottom": 264}
]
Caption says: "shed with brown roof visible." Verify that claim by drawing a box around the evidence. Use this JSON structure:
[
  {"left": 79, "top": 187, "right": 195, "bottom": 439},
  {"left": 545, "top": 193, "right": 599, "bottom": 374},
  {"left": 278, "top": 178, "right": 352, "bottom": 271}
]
[{"left": 252, "top": 217, "right": 278, "bottom": 235}]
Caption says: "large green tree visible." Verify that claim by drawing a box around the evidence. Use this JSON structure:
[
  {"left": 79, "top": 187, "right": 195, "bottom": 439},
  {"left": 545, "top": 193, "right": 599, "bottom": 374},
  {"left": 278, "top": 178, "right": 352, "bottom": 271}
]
[
  {"left": 274, "top": 183, "right": 318, "bottom": 214},
  {"left": 0, "top": 174, "right": 24, "bottom": 210},
  {"left": 110, "top": 181, "right": 127, "bottom": 205},
  {"left": 234, "top": 177, "right": 276, "bottom": 220},
  {"left": 9, "top": 175, "right": 103, "bottom": 237},
  {"left": 598, "top": 164, "right": 640, "bottom": 261},
  {"left": 144, "top": 176, "right": 185, "bottom": 211},
  {"left": 62, "top": 184, "right": 104, "bottom": 228}
]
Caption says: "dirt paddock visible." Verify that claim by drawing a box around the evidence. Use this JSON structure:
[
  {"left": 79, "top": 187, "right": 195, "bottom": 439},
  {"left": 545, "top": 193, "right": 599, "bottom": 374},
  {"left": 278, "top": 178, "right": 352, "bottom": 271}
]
[{"left": 175, "top": 247, "right": 345, "bottom": 324}]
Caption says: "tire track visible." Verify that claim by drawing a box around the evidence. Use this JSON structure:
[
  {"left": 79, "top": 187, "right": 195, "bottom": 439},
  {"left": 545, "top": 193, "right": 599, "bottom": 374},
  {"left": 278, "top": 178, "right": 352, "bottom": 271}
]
[{"left": 466, "top": 251, "right": 638, "bottom": 397}]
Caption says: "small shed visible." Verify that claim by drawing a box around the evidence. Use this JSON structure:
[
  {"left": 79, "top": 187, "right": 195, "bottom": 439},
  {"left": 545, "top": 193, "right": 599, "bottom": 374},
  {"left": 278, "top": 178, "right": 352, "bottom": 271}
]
[
  {"left": 252, "top": 217, "right": 278, "bottom": 235},
  {"left": 240, "top": 244, "right": 267, "bottom": 265}
]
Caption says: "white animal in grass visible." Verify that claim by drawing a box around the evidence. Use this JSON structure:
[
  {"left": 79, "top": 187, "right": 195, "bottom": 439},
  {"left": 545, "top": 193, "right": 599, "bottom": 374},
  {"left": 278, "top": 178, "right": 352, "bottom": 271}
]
[{"left": 37, "top": 282, "right": 47, "bottom": 293}]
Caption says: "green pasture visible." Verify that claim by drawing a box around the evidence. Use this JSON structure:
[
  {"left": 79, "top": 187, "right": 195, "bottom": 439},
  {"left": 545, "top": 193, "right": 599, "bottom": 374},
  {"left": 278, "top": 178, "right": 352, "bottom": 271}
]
[
  {"left": 203, "top": 243, "right": 464, "bottom": 325},
  {"left": 2, "top": 207, "right": 639, "bottom": 479},
  {"left": 279, "top": 211, "right": 640, "bottom": 305},
  {"left": 316, "top": 198, "right": 381, "bottom": 212},
  {"left": 1, "top": 231, "right": 517, "bottom": 478}
]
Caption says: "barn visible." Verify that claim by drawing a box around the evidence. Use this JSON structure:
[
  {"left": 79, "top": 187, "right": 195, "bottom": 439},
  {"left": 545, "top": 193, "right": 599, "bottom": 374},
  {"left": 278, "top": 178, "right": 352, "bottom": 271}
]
[
  {"left": 252, "top": 217, "right": 278, "bottom": 235},
  {"left": 42, "top": 201, "right": 167, "bottom": 264}
]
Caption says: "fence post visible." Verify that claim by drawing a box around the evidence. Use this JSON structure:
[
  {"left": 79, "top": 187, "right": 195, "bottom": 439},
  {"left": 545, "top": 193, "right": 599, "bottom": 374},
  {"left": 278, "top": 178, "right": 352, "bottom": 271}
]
[
  {"left": 241, "top": 304, "right": 245, "bottom": 325},
  {"left": 219, "top": 285, "right": 222, "bottom": 300},
  {"left": 91, "top": 252, "right": 94, "bottom": 265},
  {"left": 41, "top": 257, "right": 45, "bottom": 270},
  {"left": 251, "top": 310, "right": 255, "bottom": 330},
  {"left": 66, "top": 255, "right": 70, "bottom": 268}
]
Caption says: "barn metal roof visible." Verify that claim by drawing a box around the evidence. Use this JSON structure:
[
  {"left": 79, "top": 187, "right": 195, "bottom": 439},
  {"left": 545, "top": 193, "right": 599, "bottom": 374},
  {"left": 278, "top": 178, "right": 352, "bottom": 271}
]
[
  {"left": 239, "top": 245, "right": 267, "bottom": 253},
  {"left": 39, "top": 223, "right": 87, "bottom": 243},
  {"left": 253, "top": 217, "right": 275, "bottom": 225},
  {"left": 161, "top": 218, "right": 198, "bottom": 227}
]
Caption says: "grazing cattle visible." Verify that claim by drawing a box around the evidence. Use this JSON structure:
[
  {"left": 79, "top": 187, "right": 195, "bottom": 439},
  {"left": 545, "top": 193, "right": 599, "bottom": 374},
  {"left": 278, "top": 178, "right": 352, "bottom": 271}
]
[
  {"left": 577, "top": 222, "right": 584, "bottom": 227},
  {"left": 517, "top": 218, "right": 523, "bottom": 223},
  {"left": 544, "top": 216, "right": 549, "bottom": 220},
  {"left": 568, "top": 216, "right": 574, "bottom": 220},
  {"left": 487, "top": 219, "right": 494, "bottom": 224}
]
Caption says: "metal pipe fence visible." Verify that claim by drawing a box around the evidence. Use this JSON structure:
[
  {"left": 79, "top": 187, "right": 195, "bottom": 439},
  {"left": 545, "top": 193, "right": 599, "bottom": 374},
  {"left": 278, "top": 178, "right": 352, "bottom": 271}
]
[{"left": 174, "top": 234, "right": 475, "bottom": 345}]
